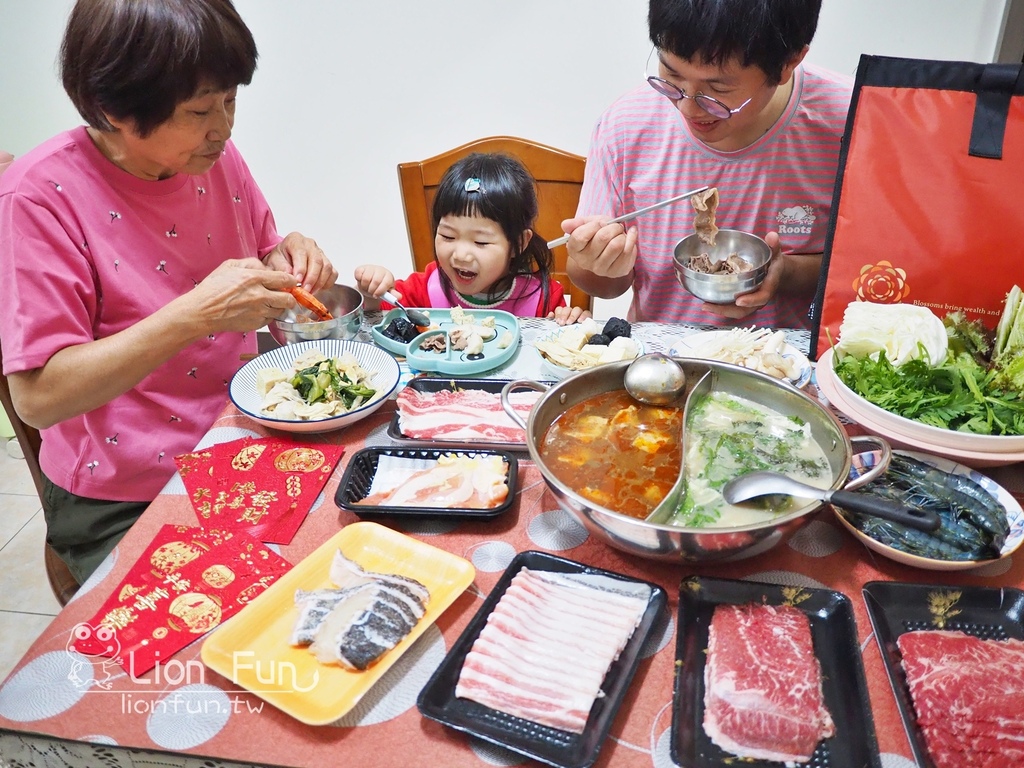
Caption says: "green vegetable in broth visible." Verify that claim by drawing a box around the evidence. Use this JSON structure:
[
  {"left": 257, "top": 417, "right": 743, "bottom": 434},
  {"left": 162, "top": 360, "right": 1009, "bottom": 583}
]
[{"left": 670, "top": 392, "right": 831, "bottom": 528}]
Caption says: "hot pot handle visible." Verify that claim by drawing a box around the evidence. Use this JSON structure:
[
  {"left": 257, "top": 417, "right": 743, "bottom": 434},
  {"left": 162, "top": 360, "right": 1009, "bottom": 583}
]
[
  {"left": 842, "top": 435, "right": 892, "bottom": 491},
  {"left": 500, "top": 380, "right": 550, "bottom": 430}
]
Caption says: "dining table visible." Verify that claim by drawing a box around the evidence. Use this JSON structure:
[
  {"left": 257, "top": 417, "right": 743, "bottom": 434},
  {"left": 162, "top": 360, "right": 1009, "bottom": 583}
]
[{"left": 1, "top": 314, "right": 1021, "bottom": 768}]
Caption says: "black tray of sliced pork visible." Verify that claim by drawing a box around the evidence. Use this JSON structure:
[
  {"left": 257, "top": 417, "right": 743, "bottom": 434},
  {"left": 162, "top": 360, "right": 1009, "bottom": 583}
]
[
  {"left": 335, "top": 447, "right": 518, "bottom": 519},
  {"left": 863, "top": 581, "right": 1024, "bottom": 768},
  {"left": 672, "top": 575, "right": 881, "bottom": 768},
  {"left": 417, "top": 550, "right": 667, "bottom": 768},
  {"left": 389, "top": 377, "right": 550, "bottom": 451}
]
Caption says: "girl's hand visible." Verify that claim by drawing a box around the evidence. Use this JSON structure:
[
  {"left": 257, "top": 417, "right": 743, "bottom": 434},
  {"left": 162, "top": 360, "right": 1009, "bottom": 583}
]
[
  {"left": 354, "top": 264, "right": 396, "bottom": 298},
  {"left": 263, "top": 232, "right": 338, "bottom": 292},
  {"left": 547, "top": 305, "right": 592, "bottom": 325}
]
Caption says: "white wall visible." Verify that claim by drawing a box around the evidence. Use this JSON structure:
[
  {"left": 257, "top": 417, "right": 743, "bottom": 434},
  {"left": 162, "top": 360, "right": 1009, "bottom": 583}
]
[{"left": 0, "top": 0, "right": 1010, "bottom": 319}]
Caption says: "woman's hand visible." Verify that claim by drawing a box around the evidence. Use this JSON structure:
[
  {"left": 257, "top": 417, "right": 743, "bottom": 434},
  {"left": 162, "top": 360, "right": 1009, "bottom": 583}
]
[
  {"left": 547, "top": 305, "right": 592, "bottom": 325},
  {"left": 262, "top": 231, "right": 338, "bottom": 292},
  {"left": 187, "top": 258, "right": 299, "bottom": 334}
]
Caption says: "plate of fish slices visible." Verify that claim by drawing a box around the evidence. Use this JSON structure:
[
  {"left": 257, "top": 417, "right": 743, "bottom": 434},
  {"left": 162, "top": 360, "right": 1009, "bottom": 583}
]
[
  {"left": 417, "top": 550, "right": 666, "bottom": 768},
  {"left": 673, "top": 575, "right": 881, "bottom": 768},
  {"left": 200, "top": 521, "right": 475, "bottom": 725},
  {"left": 335, "top": 447, "right": 518, "bottom": 519},
  {"left": 837, "top": 450, "right": 1024, "bottom": 571}
]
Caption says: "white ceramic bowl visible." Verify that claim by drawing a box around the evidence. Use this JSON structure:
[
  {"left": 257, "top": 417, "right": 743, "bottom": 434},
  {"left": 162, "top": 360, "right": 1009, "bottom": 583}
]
[
  {"left": 820, "top": 349, "right": 1024, "bottom": 454},
  {"left": 230, "top": 340, "right": 400, "bottom": 433},
  {"left": 834, "top": 449, "right": 1024, "bottom": 571},
  {"left": 668, "top": 329, "right": 812, "bottom": 389}
]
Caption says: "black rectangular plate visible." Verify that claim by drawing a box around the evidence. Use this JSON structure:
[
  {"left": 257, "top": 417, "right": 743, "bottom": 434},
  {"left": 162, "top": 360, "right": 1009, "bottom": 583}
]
[
  {"left": 673, "top": 575, "right": 881, "bottom": 768},
  {"left": 416, "top": 550, "right": 667, "bottom": 768},
  {"left": 862, "top": 581, "right": 1024, "bottom": 768},
  {"left": 335, "top": 447, "right": 517, "bottom": 520},
  {"left": 388, "top": 377, "right": 550, "bottom": 451}
]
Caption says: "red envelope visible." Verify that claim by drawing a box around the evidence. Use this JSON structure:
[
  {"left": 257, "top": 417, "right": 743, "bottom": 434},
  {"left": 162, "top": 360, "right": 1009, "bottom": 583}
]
[
  {"left": 175, "top": 437, "right": 343, "bottom": 544},
  {"left": 76, "top": 526, "right": 291, "bottom": 676}
]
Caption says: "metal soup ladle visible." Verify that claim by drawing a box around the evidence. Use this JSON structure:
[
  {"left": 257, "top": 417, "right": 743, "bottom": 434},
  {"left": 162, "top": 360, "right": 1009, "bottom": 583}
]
[{"left": 722, "top": 471, "right": 940, "bottom": 532}]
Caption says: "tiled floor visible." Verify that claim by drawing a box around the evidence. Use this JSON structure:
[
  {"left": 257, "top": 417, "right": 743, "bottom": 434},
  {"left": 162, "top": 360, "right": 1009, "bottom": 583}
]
[{"left": 0, "top": 438, "right": 62, "bottom": 683}]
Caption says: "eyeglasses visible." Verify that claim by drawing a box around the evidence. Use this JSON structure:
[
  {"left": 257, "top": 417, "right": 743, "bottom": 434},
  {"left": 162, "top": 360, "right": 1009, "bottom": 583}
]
[{"left": 644, "top": 47, "right": 752, "bottom": 120}]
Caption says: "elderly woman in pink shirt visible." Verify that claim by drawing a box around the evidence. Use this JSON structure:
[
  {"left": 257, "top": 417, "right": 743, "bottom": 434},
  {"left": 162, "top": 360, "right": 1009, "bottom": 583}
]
[{"left": 0, "top": 0, "right": 337, "bottom": 583}]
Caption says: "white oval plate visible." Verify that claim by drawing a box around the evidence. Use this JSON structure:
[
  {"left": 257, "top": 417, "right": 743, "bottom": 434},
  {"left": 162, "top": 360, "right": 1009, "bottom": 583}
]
[
  {"left": 836, "top": 449, "right": 1024, "bottom": 571},
  {"left": 667, "top": 329, "right": 812, "bottom": 389},
  {"left": 818, "top": 349, "right": 1024, "bottom": 456},
  {"left": 229, "top": 340, "right": 401, "bottom": 433},
  {"left": 534, "top": 327, "right": 643, "bottom": 381}
]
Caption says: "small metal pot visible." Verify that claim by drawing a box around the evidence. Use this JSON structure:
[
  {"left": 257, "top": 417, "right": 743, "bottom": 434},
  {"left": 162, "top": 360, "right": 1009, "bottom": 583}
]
[
  {"left": 673, "top": 230, "right": 771, "bottom": 304},
  {"left": 502, "top": 359, "right": 889, "bottom": 563},
  {"left": 270, "top": 284, "right": 363, "bottom": 344}
]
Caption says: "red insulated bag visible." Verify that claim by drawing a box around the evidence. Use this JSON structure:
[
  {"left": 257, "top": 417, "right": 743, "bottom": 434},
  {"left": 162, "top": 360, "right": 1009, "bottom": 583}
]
[{"left": 811, "top": 54, "right": 1024, "bottom": 360}]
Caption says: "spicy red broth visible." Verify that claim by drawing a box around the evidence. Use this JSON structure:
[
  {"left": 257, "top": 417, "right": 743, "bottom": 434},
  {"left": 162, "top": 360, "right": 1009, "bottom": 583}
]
[{"left": 539, "top": 391, "right": 682, "bottom": 519}]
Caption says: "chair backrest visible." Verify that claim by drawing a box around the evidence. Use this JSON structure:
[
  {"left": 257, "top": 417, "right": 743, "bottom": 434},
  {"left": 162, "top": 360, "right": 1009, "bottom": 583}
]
[
  {"left": 0, "top": 212, "right": 80, "bottom": 604},
  {"left": 397, "top": 136, "right": 592, "bottom": 312}
]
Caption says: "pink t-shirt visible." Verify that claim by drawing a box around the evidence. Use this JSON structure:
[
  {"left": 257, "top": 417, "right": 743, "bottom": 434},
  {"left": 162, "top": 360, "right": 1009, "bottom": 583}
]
[
  {"left": 579, "top": 64, "right": 853, "bottom": 328},
  {"left": 0, "top": 127, "right": 281, "bottom": 501}
]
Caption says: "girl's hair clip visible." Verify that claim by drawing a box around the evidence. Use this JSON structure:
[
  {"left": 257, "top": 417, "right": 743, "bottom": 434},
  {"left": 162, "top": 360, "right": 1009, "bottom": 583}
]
[{"left": 464, "top": 178, "right": 482, "bottom": 193}]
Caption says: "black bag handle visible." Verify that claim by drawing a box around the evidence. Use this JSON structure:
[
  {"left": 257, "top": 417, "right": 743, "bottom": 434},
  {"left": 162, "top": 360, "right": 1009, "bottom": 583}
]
[{"left": 970, "top": 63, "right": 1024, "bottom": 160}]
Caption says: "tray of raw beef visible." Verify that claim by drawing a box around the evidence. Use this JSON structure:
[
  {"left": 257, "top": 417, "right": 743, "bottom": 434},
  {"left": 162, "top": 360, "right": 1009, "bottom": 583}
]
[
  {"left": 416, "top": 550, "right": 667, "bottom": 768},
  {"left": 389, "top": 377, "right": 549, "bottom": 451},
  {"left": 863, "top": 581, "right": 1024, "bottom": 768},
  {"left": 672, "top": 575, "right": 881, "bottom": 768}
]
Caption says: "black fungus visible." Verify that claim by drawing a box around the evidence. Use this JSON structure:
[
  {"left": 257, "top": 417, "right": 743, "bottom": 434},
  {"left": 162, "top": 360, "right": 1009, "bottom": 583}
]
[
  {"left": 382, "top": 317, "right": 419, "bottom": 343},
  {"left": 603, "top": 317, "right": 631, "bottom": 340},
  {"left": 587, "top": 333, "right": 611, "bottom": 346}
]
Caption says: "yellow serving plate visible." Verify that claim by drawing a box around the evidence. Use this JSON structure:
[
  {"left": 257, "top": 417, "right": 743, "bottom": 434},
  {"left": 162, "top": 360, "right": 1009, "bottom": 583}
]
[{"left": 200, "top": 521, "right": 475, "bottom": 725}]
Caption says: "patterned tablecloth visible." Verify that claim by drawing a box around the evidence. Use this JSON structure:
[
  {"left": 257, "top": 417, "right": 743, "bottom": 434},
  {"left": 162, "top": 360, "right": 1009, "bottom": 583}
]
[{"left": 1, "top": 319, "right": 1021, "bottom": 768}]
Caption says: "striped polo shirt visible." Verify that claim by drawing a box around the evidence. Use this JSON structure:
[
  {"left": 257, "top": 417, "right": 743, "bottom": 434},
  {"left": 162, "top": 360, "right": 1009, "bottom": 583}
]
[{"left": 578, "top": 64, "right": 853, "bottom": 328}]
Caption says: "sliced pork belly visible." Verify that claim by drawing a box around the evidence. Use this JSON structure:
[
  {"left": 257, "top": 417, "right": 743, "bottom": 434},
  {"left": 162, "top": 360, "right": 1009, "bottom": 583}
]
[
  {"left": 356, "top": 454, "right": 509, "bottom": 509},
  {"left": 396, "top": 388, "right": 539, "bottom": 442},
  {"left": 898, "top": 630, "right": 1024, "bottom": 768},
  {"left": 455, "top": 567, "right": 650, "bottom": 734},
  {"left": 703, "top": 603, "right": 833, "bottom": 763}
]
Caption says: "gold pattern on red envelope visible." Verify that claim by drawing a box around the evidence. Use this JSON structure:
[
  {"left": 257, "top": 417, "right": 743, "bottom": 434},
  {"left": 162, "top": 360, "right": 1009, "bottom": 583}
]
[
  {"left": 80, "top": 524, "right": 292, "bottom": 675},
  {"left": 173, "top": 437, "right": 343, "bottom": 545}
]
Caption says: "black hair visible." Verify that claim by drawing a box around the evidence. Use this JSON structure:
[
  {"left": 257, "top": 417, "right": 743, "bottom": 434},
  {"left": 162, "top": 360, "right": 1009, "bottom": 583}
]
[
  {"left": 430, "top": 153, "right": 554, "bottom": 308},
  {"left": 648, "top": 0, "right": 821, "bottom": 83},
  {"left": 61, "top": 0, "right": 258, "bottom": 137}
]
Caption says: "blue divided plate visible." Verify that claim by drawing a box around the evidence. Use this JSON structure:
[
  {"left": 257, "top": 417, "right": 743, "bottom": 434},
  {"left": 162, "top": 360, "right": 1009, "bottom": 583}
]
[{"left": 371, "top": 308, "right": 520, "bottom": 376}]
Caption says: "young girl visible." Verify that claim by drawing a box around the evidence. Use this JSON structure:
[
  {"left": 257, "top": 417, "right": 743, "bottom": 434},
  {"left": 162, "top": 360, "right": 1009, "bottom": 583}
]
[{"left": 356, "top": 153, "right": 590, "bottom": 324}]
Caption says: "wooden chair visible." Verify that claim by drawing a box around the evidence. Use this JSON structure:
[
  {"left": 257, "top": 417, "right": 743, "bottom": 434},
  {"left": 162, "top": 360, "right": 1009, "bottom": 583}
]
[
  {"left": 0, "top": 337, "right": 80, "bottom": 606},
  {"left": 397, "top": 136, "right": 592, "bottom": 312}
]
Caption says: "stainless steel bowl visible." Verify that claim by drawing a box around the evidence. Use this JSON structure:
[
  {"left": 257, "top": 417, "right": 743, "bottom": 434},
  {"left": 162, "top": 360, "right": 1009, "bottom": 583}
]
[
  {"left": 673, "top": 229, "right": 772, "bottom": 304},
  {"left": 502, "top": 360, "right": 888, "bottom": 563},
  {"left": 269, "top": 284, "right": 363, "bottom": 345}
]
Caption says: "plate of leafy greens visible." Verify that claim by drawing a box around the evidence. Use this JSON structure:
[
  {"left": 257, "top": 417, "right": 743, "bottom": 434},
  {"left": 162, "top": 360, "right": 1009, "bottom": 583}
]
[{"left": 821, "top": 287, "right": 1024, "bottom": 454}]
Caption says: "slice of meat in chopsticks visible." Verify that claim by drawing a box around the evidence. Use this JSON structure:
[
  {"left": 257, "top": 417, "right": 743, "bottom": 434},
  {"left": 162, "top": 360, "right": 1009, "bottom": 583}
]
[
  {"left": 691, "top": 187, "right": 720, "bottom": 246},
  {"left": 289, "top": 285, "right": 333, "bottom": 320}
]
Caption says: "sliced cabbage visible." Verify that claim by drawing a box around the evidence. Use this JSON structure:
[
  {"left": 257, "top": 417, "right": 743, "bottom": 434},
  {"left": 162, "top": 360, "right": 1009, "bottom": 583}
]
[{"left": 835, "top": 302, "right": 948, "bottom": 366}]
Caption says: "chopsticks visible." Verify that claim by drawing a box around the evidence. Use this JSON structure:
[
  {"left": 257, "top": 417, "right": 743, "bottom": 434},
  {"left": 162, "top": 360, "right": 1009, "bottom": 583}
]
[{"left": 545, "top": 185, "right": 710, "bottom": 249}]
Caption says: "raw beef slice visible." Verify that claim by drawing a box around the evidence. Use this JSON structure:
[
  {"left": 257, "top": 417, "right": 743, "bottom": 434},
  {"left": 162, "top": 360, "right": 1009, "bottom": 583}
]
[{"left": 703, "top": 603, "right": 834, "bottom": 763}]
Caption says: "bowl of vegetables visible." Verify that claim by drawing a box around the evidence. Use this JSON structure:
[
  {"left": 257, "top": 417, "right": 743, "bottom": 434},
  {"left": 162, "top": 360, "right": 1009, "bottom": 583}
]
[
  {"left": 834, "top": 450, "right": 1024, "bottom": 571},
  {"left": 819, "top": 292, "right": 1024, "bottom": 456},
  {"left": 533, "top": 317, "right": 642, "bottom": 380},
  {"left": 230, "top": 340, "right": 401, "bottom": 433}
]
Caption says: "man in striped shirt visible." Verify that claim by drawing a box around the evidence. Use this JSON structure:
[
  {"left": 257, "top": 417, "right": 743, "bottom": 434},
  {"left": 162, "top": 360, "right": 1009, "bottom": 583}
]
[{"left": 564, "top": 0, "right": 852, "bottom": 329}]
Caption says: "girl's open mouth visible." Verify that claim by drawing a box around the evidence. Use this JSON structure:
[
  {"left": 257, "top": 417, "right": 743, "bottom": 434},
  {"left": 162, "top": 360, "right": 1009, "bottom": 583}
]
[{"left": 455, "top": 269, "right": 477, "bottom": 282}]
